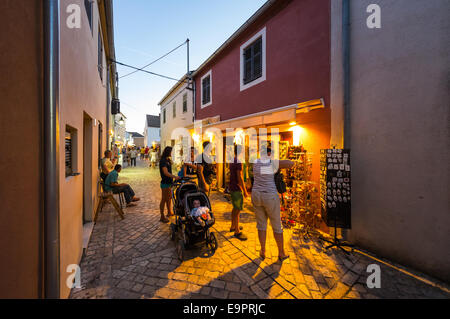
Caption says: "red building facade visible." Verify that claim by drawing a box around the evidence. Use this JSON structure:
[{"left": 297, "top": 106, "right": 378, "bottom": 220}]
[
  {"left": 192, "top": 0, "right": 332, "bottom": 187},
  {"left": 194, "top": 0, "right": 331, "bottom": 122}
]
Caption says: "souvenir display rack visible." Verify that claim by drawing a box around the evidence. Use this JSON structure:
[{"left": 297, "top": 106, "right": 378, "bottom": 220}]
[
  {"left": 280, "top": 146, "right": 321, "bottom": 238},
  {"left": 320, "top": 149, "right": 351, "bottom": 229},
  {"left": 319, "top": 149, "right": 353, "bottom": 253}
]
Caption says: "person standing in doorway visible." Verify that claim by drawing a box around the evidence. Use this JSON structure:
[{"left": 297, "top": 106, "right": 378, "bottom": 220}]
[
  {"left": 252, "top": 146, "right": 294, "bottom": 261},
  {"left": 159, "top": 146, "right": 180, "bottom": 223},
  {"left": 229, "top": 144, "right": 249, "bottom": 241}
]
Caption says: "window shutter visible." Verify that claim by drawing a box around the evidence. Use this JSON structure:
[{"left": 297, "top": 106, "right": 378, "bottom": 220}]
[
  {"left": 243, "top": 37, "right": 263, "bottom": 85},
  {"left": 84, "top": 0, "right": 92, "bottom": 31},
  {"left": 183, "top": 94, "right": 187, "bottom": 113},
  {"left": 202, "top": 76, "right": 211, "bottom": 105},
  {"left": 98, "top": 31, "right": 103, "bottom": 80},
  {"left": 65, "top": 133, "right": 73, "bottom": 177}
]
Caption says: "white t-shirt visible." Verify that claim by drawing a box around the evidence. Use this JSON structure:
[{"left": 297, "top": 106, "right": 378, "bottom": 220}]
[
  {"left": 252, "top": 158, "right": 277, "bottom": 193},
  {"left": 130, "top": 150, "right": 137, "bottom": 158}
]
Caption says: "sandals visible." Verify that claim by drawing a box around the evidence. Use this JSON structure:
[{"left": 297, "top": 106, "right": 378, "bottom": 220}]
[
  {"left": 233, "top": 232, "right": 248, "bottom": 241},
  {"left": 278, "top": 254, "right": 290, "bottom": 262},
  {"left": 160, "top": 217, "right": 169, "bottom": 223},
  {"left": 230, "top": 226, "right": 243, "bottom": 232},
  {"left": 259, "top": 251, "right": 266, "bottom": 260}
]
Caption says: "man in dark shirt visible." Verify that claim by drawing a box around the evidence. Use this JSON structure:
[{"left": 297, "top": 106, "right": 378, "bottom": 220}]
[
  {"left": 105, "top": 164, "right": 140, "bottom": 207},
  {"left": 229, "top": 144, "right": 249, "bottom": 241}
]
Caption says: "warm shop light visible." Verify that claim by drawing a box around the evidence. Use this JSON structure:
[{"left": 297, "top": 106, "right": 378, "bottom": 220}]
[
  {"left": 192, "top": 133, "right": 200, "bottom": 143},
  {"left": 289, "top": 125, "right": 305, "bottom": 147},
  {"left": 289, "top": 122, "right": 297, "bottom": 126},
  {"left": 207, "top": 132, "right": 214, "bottom": 142},
  {"left": 233, "top": 130, "right": 245, "bottom": 145}
]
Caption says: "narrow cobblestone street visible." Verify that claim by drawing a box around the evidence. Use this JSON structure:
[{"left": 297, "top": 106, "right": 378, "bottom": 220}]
[{"left": 70, "top": 159, "right": 450, "bottom": 299}]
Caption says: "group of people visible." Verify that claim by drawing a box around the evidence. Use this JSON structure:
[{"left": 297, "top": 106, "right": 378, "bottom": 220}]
[
  {"left": 121, "top": 145, "right": 160, "bottom": 168},
  {"left": 158, "top": 141, "right": 293, "bottom": 262}
]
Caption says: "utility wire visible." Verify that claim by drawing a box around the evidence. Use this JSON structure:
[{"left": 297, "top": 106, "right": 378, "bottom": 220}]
[
  {"left": 111, "top": 59, "right": 189, "bottom": 83},
  {"left": 119, "top": 40, "right": 188, "bottom": 79}
]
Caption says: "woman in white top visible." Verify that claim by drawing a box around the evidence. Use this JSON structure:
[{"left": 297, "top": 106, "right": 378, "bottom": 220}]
[
  {"left": 150, "top": 148, "right": 157, "bottom": 168},
  {"left": 252, "top": 146, "right": 294, "bottom": 261}
]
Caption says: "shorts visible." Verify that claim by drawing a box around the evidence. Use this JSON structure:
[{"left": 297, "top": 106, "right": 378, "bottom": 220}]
[
  {"left": 160, "top": 183, "right": 172, "bottom": 189},
  {"left": 251, "top": 190, "right": 283, "bottom": 234},
  {"left": 230, "top": 191, "right": 243, "bottom": 210}
]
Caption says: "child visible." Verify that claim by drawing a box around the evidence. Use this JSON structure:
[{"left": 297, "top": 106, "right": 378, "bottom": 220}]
[{"left": 190, "top": 199, "right": 211, "bottom": 226}]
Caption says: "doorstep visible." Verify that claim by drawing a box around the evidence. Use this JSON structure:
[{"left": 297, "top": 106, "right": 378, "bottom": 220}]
[{"left": 82, "top": 222, "right": 95, "bottom": 255}]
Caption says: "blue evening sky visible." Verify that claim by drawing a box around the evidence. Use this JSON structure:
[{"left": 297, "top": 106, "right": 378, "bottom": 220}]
[{"left": 113, "top": 0, "right": 267, "bottom": 133}]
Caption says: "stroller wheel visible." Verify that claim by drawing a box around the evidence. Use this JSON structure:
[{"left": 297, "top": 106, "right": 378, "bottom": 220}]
[
  {"left": 176, "top": 239, "right": 185, "bottom": 261},
  {"left": 208, "top": 232, "right": 218, "bottom": 251},
  {"left": 170, "top": 223, "right": 176, "bottom": 241}
]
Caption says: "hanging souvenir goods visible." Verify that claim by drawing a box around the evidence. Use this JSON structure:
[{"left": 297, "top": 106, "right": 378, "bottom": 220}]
[
  {"left": 320, "top": 149, "right": 351, "bottom": 229},
  {"left": 280, "top": 146, "right": 321, "bottom": 236}
]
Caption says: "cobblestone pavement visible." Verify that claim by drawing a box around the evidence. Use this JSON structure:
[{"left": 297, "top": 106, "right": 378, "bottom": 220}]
[{"left": 70, "top": 159, "right": 450, "bottom": 299}]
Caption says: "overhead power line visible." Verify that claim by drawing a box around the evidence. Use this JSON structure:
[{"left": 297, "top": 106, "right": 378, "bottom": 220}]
[
  {"left": 119, "top": 40, "right": 188, "bottom": 79},
  {"left": 111, "top": 59, "right": 189, "bottom": 83}
]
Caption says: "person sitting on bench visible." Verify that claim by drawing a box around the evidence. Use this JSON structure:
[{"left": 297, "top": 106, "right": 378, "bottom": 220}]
[
  {"left": 101, "top": 150, "right": 116, "bottom": 181},
  {"left": 104, "top": 164, "right": 140, "bottom": 207}
]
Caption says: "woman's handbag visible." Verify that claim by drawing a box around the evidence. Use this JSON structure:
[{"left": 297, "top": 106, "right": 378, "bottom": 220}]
[{"left": 274, "top": 170, "right": 287, "bottom": 194}]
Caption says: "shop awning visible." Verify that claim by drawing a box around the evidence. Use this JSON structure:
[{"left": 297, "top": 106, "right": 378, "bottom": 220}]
[{"left": 188, "top": 98, "right": 324, "bottom": 132}]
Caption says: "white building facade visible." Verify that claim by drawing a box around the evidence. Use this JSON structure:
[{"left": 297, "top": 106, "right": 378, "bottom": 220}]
[
  {"left": 159, "top": 74, "right": 194, "bottom": 162},
  {"left": 144, "top": 114, "right": 161, "bottom": 147}
]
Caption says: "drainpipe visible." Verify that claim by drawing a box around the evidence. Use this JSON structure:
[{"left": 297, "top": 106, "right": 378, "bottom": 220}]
[
  {"left": 43, "top": 0, "right": 61, "bottom": 299},
  {"left": 192, "top": 77, "right": 196, "bottom": 123},
  {"left": 343, "top": 0, "right": 351, "bottom": 149},
  {"left": 106, "top": 63, "right": 110, "bottom": 148}
]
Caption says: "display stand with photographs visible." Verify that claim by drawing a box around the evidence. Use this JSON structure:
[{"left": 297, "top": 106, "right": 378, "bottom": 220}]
[{"left": 320, "top": 149, "right": 353, "bottom": 253}]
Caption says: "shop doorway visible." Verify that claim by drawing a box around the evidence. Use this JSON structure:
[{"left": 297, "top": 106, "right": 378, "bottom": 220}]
[{"left": 83, "top": 113, "right": 93, "bottom": 224}]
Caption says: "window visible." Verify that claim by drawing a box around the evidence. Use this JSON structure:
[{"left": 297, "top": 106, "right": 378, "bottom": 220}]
[
  {"left": 201, "top": 70, "right": 212, "bottom": 108},
  {"left": 173, "top": 101, "right": 176, "bottom": 118},
  {"left": 65, "top": 126, "right": 77, "bottom": 177},
  {"left": 243, "top": 37, "right": 262, "bottom": 84},
  {"left": 163, "top": 108, "right": 166, "bottom": 123},
  {"left": 183, "top": 93, "right": 188, "bottom": 113},
  {"left": 84, "top": 0, "right": 93, "bottom": 32},
  {"left": 98, "top": 29, "right": 103, "bottom": 81},
  {"left": 240, "top": 27, "right": 266, "bottom": 91}
]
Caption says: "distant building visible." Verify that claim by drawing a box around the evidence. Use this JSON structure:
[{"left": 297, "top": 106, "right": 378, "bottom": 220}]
[
  {"left": 144, "top": 114, "right": 161, "bottom": 148},
  {"left": 127, "top": 132, "right": 145, "bottom": 148}
]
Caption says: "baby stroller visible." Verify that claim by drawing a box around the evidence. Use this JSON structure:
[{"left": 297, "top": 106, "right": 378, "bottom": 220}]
[{"left": 169, "top": 177, "right": 218, "bottom": 261}]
